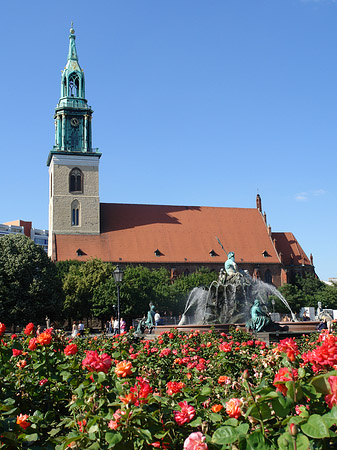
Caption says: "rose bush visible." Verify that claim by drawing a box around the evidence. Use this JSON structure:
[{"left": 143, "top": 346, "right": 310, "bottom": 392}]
[{"left": 0, "top": 324, "right": 337, "bottom": 448}]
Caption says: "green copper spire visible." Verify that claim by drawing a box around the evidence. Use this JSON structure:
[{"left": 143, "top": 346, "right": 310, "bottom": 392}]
[
  {"left": 68, "top": 22, "right": 79, "bottom": 62},
  {"left": 47, "top": 25, "right": 101, "bottom": 165}
]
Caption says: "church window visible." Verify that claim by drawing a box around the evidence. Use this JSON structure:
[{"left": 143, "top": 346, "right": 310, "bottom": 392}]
[
  {"left": 71, "top": 200, "right": 80, "bottom": 226},
  {"left": 68, "top": 74, "right": 79, "bottom": 97},
  {"left": 264, "top": 269, "right": 272, "bottom": 284},
  {"left": 69, "top": 168, "right": 83, "bottom": 193}
]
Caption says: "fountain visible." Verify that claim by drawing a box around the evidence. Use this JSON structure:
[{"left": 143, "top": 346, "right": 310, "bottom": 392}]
[{"left": 179, "top": 247, "right": 297, "bottom": 328}]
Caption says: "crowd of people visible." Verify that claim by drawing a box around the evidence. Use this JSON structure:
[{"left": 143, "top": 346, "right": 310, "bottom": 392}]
[{"left": 105, "top": 317, "right": 127, "bottom": 335}]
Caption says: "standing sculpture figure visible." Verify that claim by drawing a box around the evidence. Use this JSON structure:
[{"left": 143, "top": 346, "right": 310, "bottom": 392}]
[
  {"left": 146, "top": 303, "right": 156, "bottom": 333},
  {"left": 246, "top": 299, "right": 271, "bottom": 333},
  {"left": 224, "top": 252, "right": 238, "bottom": 275}
]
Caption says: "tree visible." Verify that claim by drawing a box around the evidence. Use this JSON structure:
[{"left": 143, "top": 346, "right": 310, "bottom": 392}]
[
  {"left": 274, "top": 274, "right": 337, "bottom": 314},
  {"left": 62, "top": 258, "right": 113, "bottom": 320},
  {"left": 0, "top": 234, "right": 63, "bottom": 327}
]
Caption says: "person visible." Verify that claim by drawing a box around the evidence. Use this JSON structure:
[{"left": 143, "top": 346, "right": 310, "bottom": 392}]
[
  {"left": 281, "top": 315, "right": 291, "bottom": 322},
  {"left": 302, "top": 311, "right": 310, "bottom": 321},
  {"left": 317, "top": 314, "right": 332, "bottom": 332},
  {"left": 78, "top": 320, "right": 85, "bottom": 337},
  {"left": 71, "top": 321, "right": 78, "bottom": 338},
  {"left": 113, "top": 318, "right": 119, "bottom": 334},
  {"left": 317, "top": 317, "right": 328, "bottom": 332},
  {"left": 36, "top": 325, "right": 41, "bottom": 336},
  {"left": 120, "top": 317, "right": 126, "bottom": 333},
  {"left": 154, "top": 311, "right": 161, "bottom": 326}
]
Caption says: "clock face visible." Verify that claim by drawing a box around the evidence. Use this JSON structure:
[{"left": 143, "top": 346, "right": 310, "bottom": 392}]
[{"left": 71, "top": 117, "right": 79, "bottom": 127}]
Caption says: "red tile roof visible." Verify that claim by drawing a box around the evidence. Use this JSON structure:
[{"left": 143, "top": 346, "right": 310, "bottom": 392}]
[
  {"left": 272, "top": 232, "right": 311, "bottom": 266},
  {"left": 55, "top": 203, "right": 282, "bottom": 265}
]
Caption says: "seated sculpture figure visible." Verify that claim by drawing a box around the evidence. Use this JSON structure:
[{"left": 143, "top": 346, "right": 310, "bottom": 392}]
[{"left": 246, "top": 299, "right": 271, "bottom": 333}]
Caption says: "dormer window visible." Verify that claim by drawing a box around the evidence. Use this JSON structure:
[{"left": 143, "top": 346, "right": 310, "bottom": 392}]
[
  {"left": 209, "top": 249, "right": 219, "bottom": 257},
  {"left": 69, "top": 168, "right": 83, "bottom": 193},
  {"left": 262, "top": 250, "right": 271, "bottom": 258},
  {"left": 154, "top": 249, "right": 163, "bottom": 257}
]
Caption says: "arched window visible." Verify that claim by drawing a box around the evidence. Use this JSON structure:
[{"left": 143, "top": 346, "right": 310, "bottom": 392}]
[
  {"left": 264, "top": 269, "right": 272, "bottom": 284},
  {"left": 71, "top": 200, "right": 80, "bottom": 226},
  {"left": 69, "top": 168, "right": 83, "bottom": 193},
  {"left": 68, "top": 74, "right": 79, "bottom": 97}
]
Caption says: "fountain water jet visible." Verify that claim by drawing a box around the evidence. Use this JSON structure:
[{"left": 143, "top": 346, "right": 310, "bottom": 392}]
[{"left": 179, "top": 255, "right": 296, "bottom": 326}]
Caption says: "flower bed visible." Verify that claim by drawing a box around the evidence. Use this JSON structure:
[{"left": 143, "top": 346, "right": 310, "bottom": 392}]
[{"left": 1, "top": 323, "right": 337, "bottom": 449}]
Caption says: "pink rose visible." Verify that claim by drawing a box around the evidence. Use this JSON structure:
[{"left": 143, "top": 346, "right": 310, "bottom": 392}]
[{"left": 184, "top": 432, "right": 208, "bottom": 450}]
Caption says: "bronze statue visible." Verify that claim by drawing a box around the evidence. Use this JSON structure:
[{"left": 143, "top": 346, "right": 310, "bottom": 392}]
[{"left": 246, "top": 299, "right": 271, "bottom": 332}]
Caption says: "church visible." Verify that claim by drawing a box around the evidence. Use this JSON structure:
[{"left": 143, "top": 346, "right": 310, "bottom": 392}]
[{"left": 47, "top": 27, "right": 315, "bottom": 287}]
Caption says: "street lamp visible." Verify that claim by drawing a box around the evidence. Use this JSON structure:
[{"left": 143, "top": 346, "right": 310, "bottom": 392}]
[{"left": 113, "top": 265, "right": 124, "bottom": 334}]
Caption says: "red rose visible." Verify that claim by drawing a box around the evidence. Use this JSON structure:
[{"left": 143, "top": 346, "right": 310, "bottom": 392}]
[
  {"left": 174, "top": 401, "right": 196, "bottom": 425},
  {"left": 0, "top": 322, "right": 6, "bottom": 336},
  {"left": 64, "top": 344, "right": 78, "bottom": 356},
  {"left": 24, "top": 322, "right": 35, "bottom": 336},
  {"left": 28, "top": 338, "right": 37, "bottom": 351},
  {"left": 82, "top": 350, "right": 112, "bottom": 374},
  {"left": 37, "top": 332, "right": 52, "bottom": 346},
  {"left": 166, "top": 381, "right": 185, "bottom": 396}
]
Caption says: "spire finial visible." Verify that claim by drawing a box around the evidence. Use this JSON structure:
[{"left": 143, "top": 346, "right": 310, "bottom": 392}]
[{"left": 70, "top": 21, "right": 75, "bottom": 35}]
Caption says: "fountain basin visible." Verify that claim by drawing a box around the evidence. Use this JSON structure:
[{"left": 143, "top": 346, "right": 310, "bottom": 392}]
[{"left": 154, "top": 321, "right": 320, "bottom": 343}]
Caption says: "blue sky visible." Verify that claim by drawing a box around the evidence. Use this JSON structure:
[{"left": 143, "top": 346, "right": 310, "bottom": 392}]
[{"left": 0, "top": 0, "right": 336, "bottom": 280}]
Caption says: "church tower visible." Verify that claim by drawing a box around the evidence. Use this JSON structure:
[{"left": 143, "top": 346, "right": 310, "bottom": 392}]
[{"left": 47, "top": 25, "right": 101, "bottom": 259}]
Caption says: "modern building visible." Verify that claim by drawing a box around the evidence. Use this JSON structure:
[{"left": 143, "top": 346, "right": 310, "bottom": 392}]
[
  {"left": 0, "top": 220, "right": 49, "bottom": 253},
  {"left": 47, "top": 26, "right": 315, "bottom": 287}
]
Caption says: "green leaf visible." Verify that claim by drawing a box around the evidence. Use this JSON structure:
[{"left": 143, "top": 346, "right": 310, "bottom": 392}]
[
  {"left": 224, "top": 418, "right": 238, "bottom": 426},
  {"left": 323, "top": 405, "right": 337, "bottom": 427},
  {"left": 97, "top": 372, "right": 107, "bottom": 383},
  {"left": 310, "top": 370, "right": 337, "bottom": 395},
  {"left": 295, "top": 434, "right": 310, "bottom": 450},
  {"left": 298, "top": 367, "right": 306, "bottom": 379},
  {"left": 272, "top": 396, "right": 293, "bottom": 418},
  {"left": 277, "top": 432, "right": 310, "bottom": 450},
  {"left": 246, "top": 403, "right": 271, "bottom": 421},
  {"left": 22, "top": 433, "right": 39, "bottom": 442},
  {"left": 105, "top": 431, "right": 123, "bottom": 445},
  {"left": 200, "top": 385, "right": 212, "bottom": 396},
  {"left": 60, "top": 371, "right": 72, "bottom": 381},
  {"left": 237, "top": 423, "right": 249, "bottom": 435},
  {"left": 246, "top": 431, "right": 269, "bottom": 450},
  {"left": 189, "top": 416, "right": 202, "bottom": 427},
  {"left": 277, "top": 432, "right": 293, "bottom": 450},
  {"left": 88, "top": 424, "right": 99, "bottom": 434},
  {"left": 87, "top": 443, "right": 101, "bottom": 450},
  {"left": 301, "top": 414, "right": 330, "bottom": 439},
  {"left": 138, "top": 428, "right": 152, "bottom": 442},
  {"left": 212, "top": 426, "right": 239, "bottom": 445},
  {"left": 209, "top": 413, "right": 222, "bottom": 423}
]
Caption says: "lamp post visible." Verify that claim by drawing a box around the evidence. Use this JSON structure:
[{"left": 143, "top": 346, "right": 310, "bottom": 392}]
[{"left": 113, "top": 265, "right": 124, "bottom": 334}]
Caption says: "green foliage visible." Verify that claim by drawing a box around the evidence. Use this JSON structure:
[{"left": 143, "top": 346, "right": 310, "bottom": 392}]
[
  {"left": 59, "top": 262, "right": 218, "bottom": 321},
  {"left": 0, "top": 234, "right": 63, "bottom": 326},
  {"left": 274, "top": 274, "right": 337, "bottom": 313},
  {"left": 62, "top": 258, "right": 113, "bottom": 319},
  {"left": 2, "top": 327, "right": 337, "bottom": 448}
]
